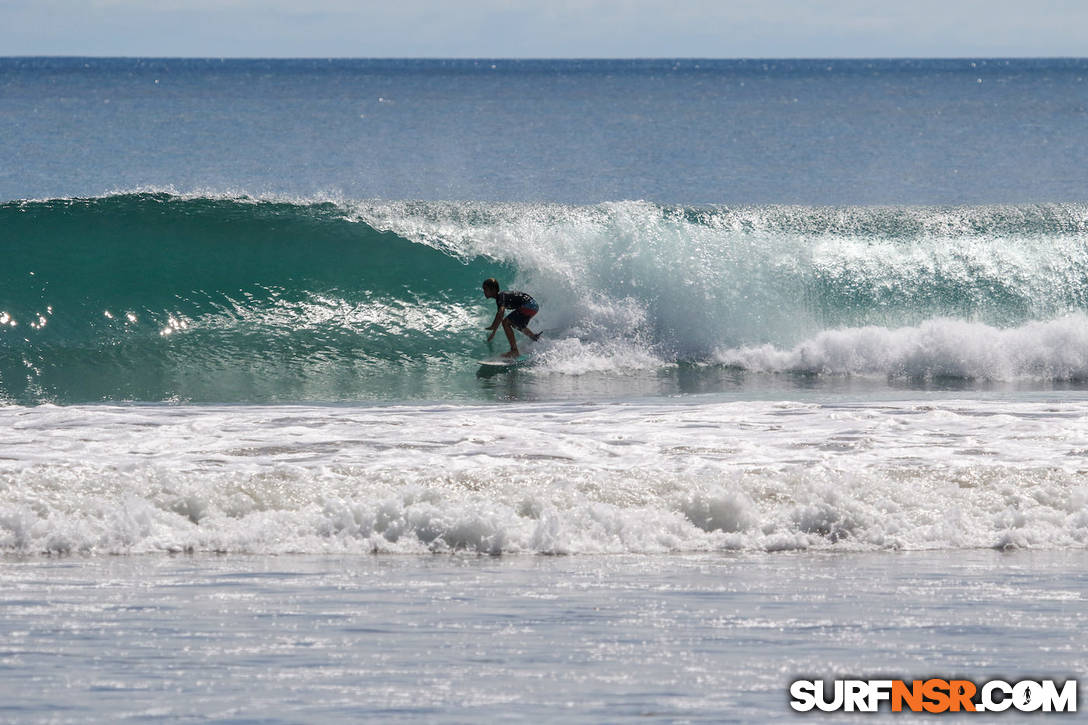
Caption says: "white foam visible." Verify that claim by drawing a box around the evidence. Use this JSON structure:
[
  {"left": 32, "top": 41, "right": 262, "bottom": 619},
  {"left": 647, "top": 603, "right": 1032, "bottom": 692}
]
[
  {"left": 716, "top": 313, "right": 1088, "bottom": 380},
  {"left": 3, "top": 399, "right": 1087, "bottom": 556}
]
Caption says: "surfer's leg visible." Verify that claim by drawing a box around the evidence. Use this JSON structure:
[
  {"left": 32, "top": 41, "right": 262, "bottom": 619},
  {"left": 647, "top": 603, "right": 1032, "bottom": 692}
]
[
  {"left": 508, "top": 308, "right": 539, "bottom": 342},
  {"left": 501, "top": 317, "right": 519, "bottom": 357}
]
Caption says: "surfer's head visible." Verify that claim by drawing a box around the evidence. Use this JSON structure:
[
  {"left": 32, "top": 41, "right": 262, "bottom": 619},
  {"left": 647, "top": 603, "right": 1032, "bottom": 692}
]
[{"left": 482, "top": 278, "right": 499, "bottom": 298}]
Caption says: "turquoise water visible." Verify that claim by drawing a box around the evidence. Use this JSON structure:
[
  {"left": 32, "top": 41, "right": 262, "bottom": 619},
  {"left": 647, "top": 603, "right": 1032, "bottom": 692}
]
[{"left": 4, "top": 193, "right": 1088, "bottom": 404}]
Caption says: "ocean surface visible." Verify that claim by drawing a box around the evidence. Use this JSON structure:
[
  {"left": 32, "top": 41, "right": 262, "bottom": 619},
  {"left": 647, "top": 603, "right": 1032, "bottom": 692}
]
[{"left": 2, "top": 58, "right": 1087, "bottom": 722}]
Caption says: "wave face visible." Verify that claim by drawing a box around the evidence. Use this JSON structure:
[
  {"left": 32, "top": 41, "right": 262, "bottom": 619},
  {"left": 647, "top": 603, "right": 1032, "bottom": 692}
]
[
  {"left": 3, "top": 193, "right": 1088, "bottom": 403},
  {"left": 1, "top": 193, "right": 506, "bottom": 403}
]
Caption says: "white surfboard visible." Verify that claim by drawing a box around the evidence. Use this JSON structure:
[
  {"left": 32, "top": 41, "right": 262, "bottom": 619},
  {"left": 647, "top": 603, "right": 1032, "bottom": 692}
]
[{"left": 476, "top": 355, "right": 530, "bottom": 368}]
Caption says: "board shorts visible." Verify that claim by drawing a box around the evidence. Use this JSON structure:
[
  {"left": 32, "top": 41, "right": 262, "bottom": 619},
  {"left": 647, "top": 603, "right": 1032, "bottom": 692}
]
[{"left": 505, "top": 301, "right": 539, "bottom": 330}]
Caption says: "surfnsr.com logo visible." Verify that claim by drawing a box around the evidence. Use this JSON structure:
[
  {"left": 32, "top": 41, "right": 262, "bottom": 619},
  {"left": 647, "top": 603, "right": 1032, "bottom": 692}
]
[{"left": 789, "top": 678, "right": 1077, "bottom": 713}]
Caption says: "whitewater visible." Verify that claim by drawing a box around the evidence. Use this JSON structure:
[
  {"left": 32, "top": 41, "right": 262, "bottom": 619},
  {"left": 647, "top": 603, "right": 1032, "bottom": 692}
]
[{"left": 3, "top": 398, "right": 1087, "bottom": 556}]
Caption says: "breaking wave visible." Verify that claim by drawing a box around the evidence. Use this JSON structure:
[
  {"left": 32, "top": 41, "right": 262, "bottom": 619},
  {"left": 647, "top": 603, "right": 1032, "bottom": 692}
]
[{"left": 3, "top": 192, "right": 1088, "bottom": 402}]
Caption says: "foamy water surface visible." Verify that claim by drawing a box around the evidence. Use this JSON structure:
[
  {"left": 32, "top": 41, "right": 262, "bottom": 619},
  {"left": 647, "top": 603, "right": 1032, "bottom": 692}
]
[{"left": 3, "top": 397, "right": 1086, "bottom": 557}]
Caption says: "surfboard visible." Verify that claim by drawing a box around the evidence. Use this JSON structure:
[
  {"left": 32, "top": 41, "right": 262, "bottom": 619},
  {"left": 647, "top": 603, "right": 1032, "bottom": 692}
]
[{"left": 477, "top": 355, "right": 530, "bottom": 368}]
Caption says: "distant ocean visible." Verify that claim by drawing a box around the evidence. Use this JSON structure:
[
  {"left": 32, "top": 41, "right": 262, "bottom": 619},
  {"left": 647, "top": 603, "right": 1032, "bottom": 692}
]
[{"left": 2, "top": 58, "right": 1086, "bottom": 722}]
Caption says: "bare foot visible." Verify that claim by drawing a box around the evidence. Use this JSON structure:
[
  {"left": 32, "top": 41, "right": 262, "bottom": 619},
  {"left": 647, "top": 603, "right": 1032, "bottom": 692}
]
[{"left": 502, "top": 350, "right": 519, "bottom": 359}]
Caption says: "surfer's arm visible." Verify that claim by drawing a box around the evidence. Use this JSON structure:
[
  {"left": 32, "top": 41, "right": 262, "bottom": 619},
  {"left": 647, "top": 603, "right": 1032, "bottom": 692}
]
[{"left": 486, "top": 307, "right": 505, "bottom": 340}]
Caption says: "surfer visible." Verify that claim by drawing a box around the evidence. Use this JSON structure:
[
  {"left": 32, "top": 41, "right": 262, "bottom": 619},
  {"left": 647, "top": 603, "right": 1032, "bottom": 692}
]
[{"left": 482, "top": 278, "right": 541, "bottom": 358}]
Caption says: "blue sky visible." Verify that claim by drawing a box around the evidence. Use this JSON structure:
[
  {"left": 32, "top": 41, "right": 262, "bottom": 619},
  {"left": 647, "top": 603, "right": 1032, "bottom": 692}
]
[{"left": 3, "top": 0, "right": 1086, "bottom": 58}]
